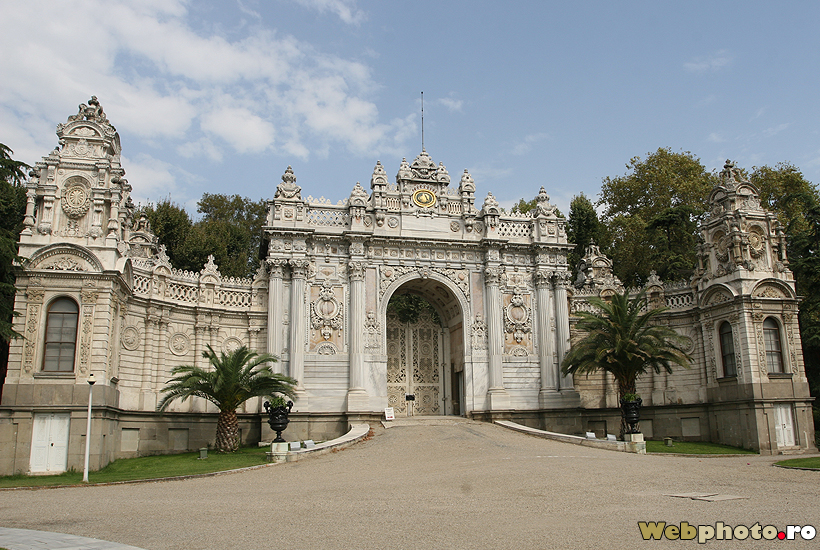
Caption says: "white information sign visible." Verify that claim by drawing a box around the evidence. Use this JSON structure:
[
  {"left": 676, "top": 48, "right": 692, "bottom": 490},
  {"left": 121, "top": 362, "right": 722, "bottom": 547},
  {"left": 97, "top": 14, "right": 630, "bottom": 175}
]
[{"left": 384, "top": 407, "right": 395, "bottom": 421}]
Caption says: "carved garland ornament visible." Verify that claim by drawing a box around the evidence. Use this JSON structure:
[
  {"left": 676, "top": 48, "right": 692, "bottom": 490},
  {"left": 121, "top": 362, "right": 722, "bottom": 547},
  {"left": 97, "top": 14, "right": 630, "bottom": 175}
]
[
  {"left": 310, "top": 282, "right": 344, "bottom": 341},
  {"left": 504, "top": 290, "right": 532, "bottom": 344}
]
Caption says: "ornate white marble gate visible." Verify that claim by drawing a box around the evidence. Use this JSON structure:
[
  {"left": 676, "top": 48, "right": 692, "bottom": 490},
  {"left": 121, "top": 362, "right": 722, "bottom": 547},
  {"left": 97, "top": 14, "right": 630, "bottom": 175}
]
[{"left": 386, "top": 310, "right": 446, "bottom": 416}]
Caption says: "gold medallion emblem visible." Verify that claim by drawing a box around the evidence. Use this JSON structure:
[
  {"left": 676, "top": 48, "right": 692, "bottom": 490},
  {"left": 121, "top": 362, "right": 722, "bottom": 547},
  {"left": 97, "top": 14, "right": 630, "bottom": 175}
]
[{"left": 412, "top": 189, "right": 436, "bottom": 208}]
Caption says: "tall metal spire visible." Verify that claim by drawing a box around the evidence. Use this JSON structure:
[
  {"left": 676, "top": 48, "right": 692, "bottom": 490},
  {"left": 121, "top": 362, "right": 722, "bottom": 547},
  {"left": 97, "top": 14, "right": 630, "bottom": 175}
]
[{"left": 421, "top": 91, "right": 424, "bottom": 151}]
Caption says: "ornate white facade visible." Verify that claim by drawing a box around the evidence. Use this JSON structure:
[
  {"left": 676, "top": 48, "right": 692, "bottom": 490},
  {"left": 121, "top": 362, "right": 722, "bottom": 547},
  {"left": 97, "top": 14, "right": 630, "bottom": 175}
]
[{"left": 0, "top": 99, "right": 814, "bottom": 476}]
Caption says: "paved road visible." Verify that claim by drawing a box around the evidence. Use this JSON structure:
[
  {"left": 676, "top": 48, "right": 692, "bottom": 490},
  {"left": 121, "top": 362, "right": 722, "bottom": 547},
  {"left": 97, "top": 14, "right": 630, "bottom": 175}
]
[{"left": 0, "top": 419, "right": 817, "bottom": 549}]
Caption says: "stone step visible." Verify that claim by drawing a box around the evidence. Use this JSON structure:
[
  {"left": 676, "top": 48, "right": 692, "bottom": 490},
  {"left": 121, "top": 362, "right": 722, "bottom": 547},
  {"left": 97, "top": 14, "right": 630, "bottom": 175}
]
[{"left": 382, "top": 415, "right": 471, "bottom": 428}]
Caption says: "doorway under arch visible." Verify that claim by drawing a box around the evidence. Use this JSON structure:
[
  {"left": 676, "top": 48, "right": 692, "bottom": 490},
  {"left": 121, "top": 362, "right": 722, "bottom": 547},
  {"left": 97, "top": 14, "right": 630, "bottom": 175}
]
[{"left": 383, "top": 277, "right": 467, "bottom": 417}]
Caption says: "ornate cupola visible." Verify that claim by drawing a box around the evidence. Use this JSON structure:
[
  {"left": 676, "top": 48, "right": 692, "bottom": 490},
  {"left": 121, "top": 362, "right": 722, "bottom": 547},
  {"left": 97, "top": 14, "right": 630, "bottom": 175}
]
[
  {"left": 19, "top": 96, "right": 134, "bottom": 270},
  {"left": 695, "top": 160, "right": 791, "bottom": 290}
]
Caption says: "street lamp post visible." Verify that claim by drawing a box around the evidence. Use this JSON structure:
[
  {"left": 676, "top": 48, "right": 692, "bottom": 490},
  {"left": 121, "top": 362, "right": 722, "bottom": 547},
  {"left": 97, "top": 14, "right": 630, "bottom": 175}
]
[{"left": 82, "top": 373, "right": 96, "bottom": 483}]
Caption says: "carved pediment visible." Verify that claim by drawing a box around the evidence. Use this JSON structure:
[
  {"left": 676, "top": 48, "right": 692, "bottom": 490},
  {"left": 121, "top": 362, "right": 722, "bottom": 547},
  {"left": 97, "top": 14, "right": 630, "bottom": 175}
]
[{"left": 26, "top": 244, "right": 104, "bottom": 273}]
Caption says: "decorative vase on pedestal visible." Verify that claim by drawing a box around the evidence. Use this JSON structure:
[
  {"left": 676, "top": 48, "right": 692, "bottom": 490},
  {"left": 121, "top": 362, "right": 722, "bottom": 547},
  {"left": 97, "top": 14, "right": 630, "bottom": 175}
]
[
  {"left": 264, "top": 400, "right": 294, "bottom": 443},
  {"left": 620, "top": 397, "right": 642, "bottom": 435}
]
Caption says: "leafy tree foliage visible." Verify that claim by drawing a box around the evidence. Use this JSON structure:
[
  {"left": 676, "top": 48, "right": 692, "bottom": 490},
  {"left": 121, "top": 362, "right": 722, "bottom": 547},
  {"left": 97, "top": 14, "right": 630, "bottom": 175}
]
[
  {"left": 566, "top": 193, "right": 603, "bottom": 278},
  {"left": 158, "top": 345, "right": 296, "bottom": 452},
  {"left": 599, "top": 148, "right": 716, "bottom": 286},
  {"left": 0, "top": 145, "right": 28, "bottom": 399},
  {"left": 141, "top": 198, "right": 193, "bottom": 268},
  {"left": 387, "top": 293, "right": 441, "bottom": 325},
  {"left": 143, "top": 194, "right": 267, "bottom": 279}
]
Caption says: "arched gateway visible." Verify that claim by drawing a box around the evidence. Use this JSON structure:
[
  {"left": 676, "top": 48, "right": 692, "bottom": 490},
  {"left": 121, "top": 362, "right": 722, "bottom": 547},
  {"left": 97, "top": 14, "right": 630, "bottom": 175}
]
[{"left": 262, "top": 149, "right": 582, "bottom": 421}]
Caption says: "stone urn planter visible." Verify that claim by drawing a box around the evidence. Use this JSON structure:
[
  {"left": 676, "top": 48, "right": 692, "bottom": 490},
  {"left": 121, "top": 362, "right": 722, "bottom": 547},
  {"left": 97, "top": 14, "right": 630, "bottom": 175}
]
[
  {"left": 264, "top": 399, "right": 294, "bottom": 443},
  {"left": 620, "top": 395, "right": 642, "bottom": 435}
]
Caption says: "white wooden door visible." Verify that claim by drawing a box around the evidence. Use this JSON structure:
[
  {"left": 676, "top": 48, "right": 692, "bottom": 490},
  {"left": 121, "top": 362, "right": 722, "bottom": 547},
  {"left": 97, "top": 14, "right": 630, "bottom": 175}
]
[
  {"left": 773, "top": 404, "right": 795, "bottom": 448},
  {"left": 30, "top": 413, "right": 70, "bottom": 473}
]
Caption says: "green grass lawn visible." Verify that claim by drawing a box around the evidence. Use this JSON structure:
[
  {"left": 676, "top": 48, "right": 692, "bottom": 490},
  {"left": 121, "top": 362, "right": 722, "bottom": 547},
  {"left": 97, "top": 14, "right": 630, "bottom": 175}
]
[
  {"left": 0, "top": 446, "right": 269, "bottom": 489},
  {"left": 646, "top": 440, "right": 757, "bottom": 454},
  {"left": 774, "top": 457, "right": 820, "bottom": 470}
]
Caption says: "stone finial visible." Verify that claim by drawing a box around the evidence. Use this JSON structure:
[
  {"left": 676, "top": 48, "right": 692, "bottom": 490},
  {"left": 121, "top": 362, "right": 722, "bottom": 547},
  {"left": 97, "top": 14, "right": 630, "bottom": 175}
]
[
  {"left": 481, "top": 192, "right": 500, "bottom": 215},
  {"left": 370, "top": 161, "right": 388, "bottom": 190},
  {"left": 397, "top": 158, "right": 412, "bottom": 181},
  {"left": 66, "top": 96, "right": 113, "bottom": 127},
  {"left": 437, "top": 162, "right": 450, "bottom": 184},
  {"left": 532, "top": 186, "right": 556, "bottom": 217},
  {"left": 459, "top": 169, "right": 475, "bottom": 193},
  {"left": 349, "top": 182, "right": 368, "bottom": 207},
  {"left": 410, "top": 149, "right": 436, "bottom": 180},
  {"left": 275, "top": 166, "right": 302, "bottom": 199},
  {"left": 202, "top": 254, "right": 221, "bottom": 277},
  {"left": 719, "top": 160, "right": 743, "bottom": 188}
]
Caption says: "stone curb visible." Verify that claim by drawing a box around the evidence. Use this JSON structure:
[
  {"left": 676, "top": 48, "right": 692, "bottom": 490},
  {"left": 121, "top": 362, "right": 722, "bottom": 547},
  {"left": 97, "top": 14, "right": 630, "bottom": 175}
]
[
  {"left": 0, "top": 526, "right": 148, "bottom": 550},
  {"left": 0, "top": 423, "right": 372, "bottom": 491},
  {"left": 495, "top": 420, "right": 647, "bottom": 453},
  {"left": 281, "top": 423, "right": 371, "bottom": 462}
]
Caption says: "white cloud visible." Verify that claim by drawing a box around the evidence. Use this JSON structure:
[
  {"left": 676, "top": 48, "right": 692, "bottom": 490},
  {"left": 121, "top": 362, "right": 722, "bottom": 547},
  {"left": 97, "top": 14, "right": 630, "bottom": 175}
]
[
  {"left": 707, "top": 133, "right": 725, "bottom": 143},
  {"left": 761, "top": 123, "right": 790, "bottom": 138},
  {"left": 122, "top": 154, "right": 187, "bottom": 207},
  {"left": 201, "top": 107, "right": 275, "bottom": 153},
  {"left": 177, "top": 137, "right": 224, "bottom": 162},
  {"left": 0, "top": 0, "right": 407, "bottom": 172},
  {"left": 437, "top": 97, "right": 463, "bottom": 112},
  {"left": 293, "top": 0, "right": 365, "bottom": 25},
  {"left": 511, "top": 132, "right": 550, "bottom": 156},
  {"left": 684, "top": 50, "right": 732, "bottom": 73}
]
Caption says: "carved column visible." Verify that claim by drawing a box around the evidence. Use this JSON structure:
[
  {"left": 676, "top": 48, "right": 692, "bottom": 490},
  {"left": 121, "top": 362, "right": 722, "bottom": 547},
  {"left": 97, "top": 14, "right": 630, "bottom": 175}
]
[
  {"left": 266, "top": 259, "right": 286, "bottom": 370},
  {"left": 22, "top": 188, "right": 36, "bottom": 235},
  {"left": 141, "top": 308, "right": 158, "bottom": 410},
  {"left": 347, "top": 259, "right": 369, "bottom": 411},
  {"left": 288, "top": 259, "right": 309, "bottom": 394},
  {"left": 484, "top": 265, "right": 510, "bottom": 409},
  {"left": 535, "top": 270, "right": 557, "bottom": 398},
  {"left": 553, "top": 272, "right": 574, "bottom": 391}
]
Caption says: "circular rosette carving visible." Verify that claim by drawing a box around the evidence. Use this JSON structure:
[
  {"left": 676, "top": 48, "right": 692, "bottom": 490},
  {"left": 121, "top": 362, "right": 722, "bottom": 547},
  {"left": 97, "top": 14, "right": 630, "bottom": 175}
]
[
  {"left": 61, "top": 178, "right": 91, "bottom": 219},
  {"left": 748, "top": 227, "right": 765, "bottom": 257},
  {"left": 223, "top": 337, "right": 243, "bottom": 354},
  {"left": 169, "top": 332, "right": 191, "bottom": 356},
  {"left": 121, "top": 326, "right": 140, "bottom": 351}
]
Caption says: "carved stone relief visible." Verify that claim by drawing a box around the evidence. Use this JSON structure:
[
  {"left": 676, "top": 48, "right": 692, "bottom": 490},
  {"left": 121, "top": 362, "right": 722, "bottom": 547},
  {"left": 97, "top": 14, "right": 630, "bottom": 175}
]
[{"left": 309, "top": 281, "right": 344, "bottom": 351}]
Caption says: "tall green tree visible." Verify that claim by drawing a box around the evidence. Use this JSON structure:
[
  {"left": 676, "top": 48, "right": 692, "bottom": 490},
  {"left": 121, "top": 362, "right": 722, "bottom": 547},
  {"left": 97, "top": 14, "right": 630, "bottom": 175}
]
[
  {"left": 599, "top": 148, "right": 715, "bottom": 286},
  {"left": 0, "top": 144, "right": 28, "bottom": 399},
  {"left": 141, "top": 198, "right": 193, "bottom": 269},
  {"left": 143, "top": 194, "right": 267, "bottom": 279},
  {"left": 561, "top": 290, "right": 690, "bottom": 402},
  {"left": 566, "top": 193, "right": 603, "bottom": 278},
  {"left": 158, "top": 345, "right": 296, "bottom": 452}
]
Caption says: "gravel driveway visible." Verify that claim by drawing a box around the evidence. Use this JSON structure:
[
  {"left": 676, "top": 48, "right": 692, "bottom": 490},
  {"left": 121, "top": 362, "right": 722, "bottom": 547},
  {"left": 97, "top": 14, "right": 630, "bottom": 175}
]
[{"left": 0, "top": 419, "right": 817, "bottom": 549}]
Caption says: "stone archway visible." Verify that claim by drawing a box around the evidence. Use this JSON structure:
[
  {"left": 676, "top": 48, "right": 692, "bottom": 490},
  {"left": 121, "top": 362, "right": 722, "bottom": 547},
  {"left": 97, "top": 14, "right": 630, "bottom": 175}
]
[{"left": 382, "top": 275, "right": 469, "bottom": 417}]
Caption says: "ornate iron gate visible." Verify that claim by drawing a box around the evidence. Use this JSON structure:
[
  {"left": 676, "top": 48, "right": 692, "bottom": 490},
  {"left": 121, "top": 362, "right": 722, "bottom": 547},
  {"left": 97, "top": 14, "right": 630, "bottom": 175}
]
[{"left": 386, "top": 310, "right": 443, "bottom": 415}]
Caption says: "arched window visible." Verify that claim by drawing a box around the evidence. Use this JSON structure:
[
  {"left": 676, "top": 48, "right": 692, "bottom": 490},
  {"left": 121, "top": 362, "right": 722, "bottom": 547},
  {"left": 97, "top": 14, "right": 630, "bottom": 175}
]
[
  {"left": 719, "top": 322, "right": 736, "bottom": 377},
  {"left": 763, "top": 317, "right": 784, "bottom": 373},
  {"left": 42, "top": 298, "right": 79, "bottom": 372}
]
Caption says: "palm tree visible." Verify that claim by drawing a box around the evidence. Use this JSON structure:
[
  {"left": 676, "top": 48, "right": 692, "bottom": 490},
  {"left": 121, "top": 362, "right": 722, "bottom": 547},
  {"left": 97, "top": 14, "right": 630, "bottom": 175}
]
[
  {"left": 158, "top": 345, "right": 297, "bottom": 452},
  {"left": 561, "top": 290, "right": 690, "bottom": 433}
]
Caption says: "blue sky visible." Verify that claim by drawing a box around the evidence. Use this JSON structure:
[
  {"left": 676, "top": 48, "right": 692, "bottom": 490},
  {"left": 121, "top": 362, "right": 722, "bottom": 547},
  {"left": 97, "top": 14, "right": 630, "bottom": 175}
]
[{"left": 2, "top": 1, "right": 819, "bottom": 215}]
